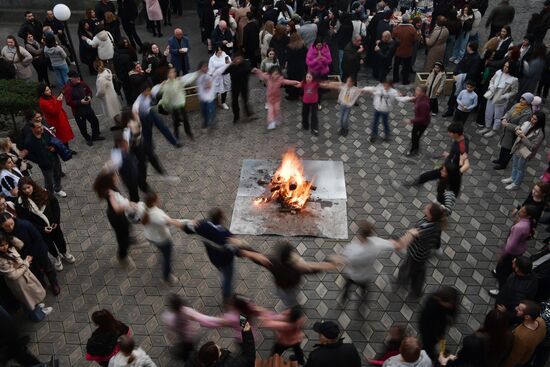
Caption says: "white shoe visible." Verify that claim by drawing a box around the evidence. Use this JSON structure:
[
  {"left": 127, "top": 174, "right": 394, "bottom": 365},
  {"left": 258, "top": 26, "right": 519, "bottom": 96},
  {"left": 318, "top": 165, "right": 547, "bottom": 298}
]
[
  {"left": 221, "top": 103, "right": 229, "bottom": 110},
  {"left": 61, "top": 252, "right": 76, "bottom": 264},
  {"left": 501, "top": 177, "right": 513, "bottom": 184},
  {"left": 55, "top": 190, "right": 67, "bottom": 198},
  {"left": 484, "top": 130, "right": 496, "bottom": 137},
  {"left": 159, "top": 175, "right": 180, "bottom": 183},
  {"left": 505, "top": 183, "right": 519, "bottom": 190},
  {"left": 41, "top": 306, "right": 53, "bottom": 316},
  {"left": 318, "top": 104, "right": 322, "bottom": 110},
  {"left": 53, "top": 256, "right": 63, "bottom": 271},
  {"left": 267, "top": 122, "right": 277, "bottom": 130},
  {"left": 264, "top": 103, "right": 268, "bottom": 110},
  {"left": 477, "top": 127, "right": 489, "bottom": 134},
  {"left": 488, "top": 289, "right": 499, "bottom": 296},
  {"left": 38, "top": 303, "right": 45, "bottom": 309}
]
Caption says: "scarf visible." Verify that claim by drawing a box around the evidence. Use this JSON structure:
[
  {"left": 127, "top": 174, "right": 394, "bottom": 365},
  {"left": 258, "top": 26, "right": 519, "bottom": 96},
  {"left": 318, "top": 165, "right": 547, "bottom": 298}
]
[
  {"left": 512, "top": 103, "right": 528, "bottom": 117},
  {"left": 18, "top": 196, "right": 50, "bottom": 227}
]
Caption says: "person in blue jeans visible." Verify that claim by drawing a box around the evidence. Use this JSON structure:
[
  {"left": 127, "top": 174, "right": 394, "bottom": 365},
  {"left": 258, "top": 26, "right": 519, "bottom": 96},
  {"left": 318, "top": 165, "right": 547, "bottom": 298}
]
[
  {"left": 183, "top": 208, "right": 270, "bottom": 304},
  {"left": 140, "top": 192, "right": 184, "bottom": 284},
  {"left": 363, "top": 79, "right": 409, "bottom": 142},
  {"left": 44, "top": 36, "right": 68, "bottom": 86},
  {"left": 133, "top": 83, "right": 182, "bottom": 148}
]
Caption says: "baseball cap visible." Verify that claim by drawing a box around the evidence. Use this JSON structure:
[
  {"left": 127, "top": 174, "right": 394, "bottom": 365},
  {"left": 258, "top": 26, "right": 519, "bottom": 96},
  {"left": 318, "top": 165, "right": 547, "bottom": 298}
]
[{"left": 313, "top": 321, "right": 340, "bottom": 339}]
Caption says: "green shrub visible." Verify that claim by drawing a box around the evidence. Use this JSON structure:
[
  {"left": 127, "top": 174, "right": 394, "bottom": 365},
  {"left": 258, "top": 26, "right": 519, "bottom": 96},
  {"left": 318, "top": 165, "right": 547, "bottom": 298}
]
[{"left": 0, "top": 79, "right": 39, "bottom": 117}]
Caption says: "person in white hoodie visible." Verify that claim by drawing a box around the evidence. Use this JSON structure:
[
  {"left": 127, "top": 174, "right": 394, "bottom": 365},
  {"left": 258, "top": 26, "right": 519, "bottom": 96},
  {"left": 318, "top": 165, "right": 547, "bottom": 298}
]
[
  {"left": 109, "top": 335, "right": 157, "bottom": 367},
  {"left": 82, "top": 25, "right": 115, "bottom": 71},
  {"left": 382, "top": 336, "right": 432, "bottom": 367},
  {"left": 363, "top": 79, "right": 410, "bottom": 143}
]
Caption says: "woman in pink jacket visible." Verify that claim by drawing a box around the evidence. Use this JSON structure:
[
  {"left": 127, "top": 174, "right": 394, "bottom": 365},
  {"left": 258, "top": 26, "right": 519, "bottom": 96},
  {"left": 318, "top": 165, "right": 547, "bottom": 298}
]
[
  {"left": 145, "top": 0, "right": 163, "bottom": 37},
  {"left": 306, "top": 40, "right": 332, "bottom": 108}
]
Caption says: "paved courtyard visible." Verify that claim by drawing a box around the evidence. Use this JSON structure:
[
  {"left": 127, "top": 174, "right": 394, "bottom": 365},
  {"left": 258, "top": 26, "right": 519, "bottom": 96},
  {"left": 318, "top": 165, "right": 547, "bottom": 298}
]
[{"left": 0, "top": 0, "right": 549, "bottom": 365}]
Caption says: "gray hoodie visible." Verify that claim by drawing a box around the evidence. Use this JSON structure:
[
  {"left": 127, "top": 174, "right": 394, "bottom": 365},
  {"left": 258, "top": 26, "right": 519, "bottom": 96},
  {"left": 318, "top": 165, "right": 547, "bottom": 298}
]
[
  {"left": 44, "top": 45, "right": 67, "bottom": 67},
  {"left": 382, "top": 350, "right": 433, "bottom": 367}
]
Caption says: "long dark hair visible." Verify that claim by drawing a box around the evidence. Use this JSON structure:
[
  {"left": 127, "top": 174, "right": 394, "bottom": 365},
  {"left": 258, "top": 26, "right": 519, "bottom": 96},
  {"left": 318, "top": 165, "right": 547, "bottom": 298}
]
[
  {"left": 479, "top": 309, "right": 511, "bottom": 367},
  {"left": 522, "top": 205, "right": 539, "bottom": 239},
  {"left": 277, "top": 241, "right": 295, "bottom": 266},
  {"left": 91, "top": 309, "right": 125, "bottom": 333},
  {"left": 93, "top": 170, "right": 117, "bottom": 200},
  {"left": 18, "top": 177, "right": 50, "bottom": 209},
  {"left": 527, "top": 111, "right": 546, "bottom": 137},
  {"left": 0, "top": 233, "right": 17, "bottom": 263},
  {"left": 6, "top": 35, "right": 24, "bottom": 62}
]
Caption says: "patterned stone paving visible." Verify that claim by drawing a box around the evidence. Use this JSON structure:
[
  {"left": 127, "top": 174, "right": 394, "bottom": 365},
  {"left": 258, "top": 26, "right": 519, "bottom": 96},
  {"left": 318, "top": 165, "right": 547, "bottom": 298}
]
[{"left": 1, "top": 0, "right": 548, "bottom": 365}]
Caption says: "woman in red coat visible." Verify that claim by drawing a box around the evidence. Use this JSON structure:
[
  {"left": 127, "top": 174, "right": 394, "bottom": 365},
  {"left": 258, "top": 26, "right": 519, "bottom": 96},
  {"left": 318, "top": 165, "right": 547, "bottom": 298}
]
[{"left": 38, "top": 84, "right": 75, "bottom": 152}]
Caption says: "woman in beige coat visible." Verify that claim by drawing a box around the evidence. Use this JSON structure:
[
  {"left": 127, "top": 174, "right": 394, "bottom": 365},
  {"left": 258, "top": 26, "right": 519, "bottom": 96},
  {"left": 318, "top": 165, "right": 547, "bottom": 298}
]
[
  {"left": 0, "top": 235, "right": 53, "bottom": 321},
  {"left": 95, "top": 60, "right": 121, "bottom": 120},
  {"left": 1, "top": 35, "right": 33, "bottom": 81},
  {"left": 424, "top": 17, "right": 449, "bottom": 72}
]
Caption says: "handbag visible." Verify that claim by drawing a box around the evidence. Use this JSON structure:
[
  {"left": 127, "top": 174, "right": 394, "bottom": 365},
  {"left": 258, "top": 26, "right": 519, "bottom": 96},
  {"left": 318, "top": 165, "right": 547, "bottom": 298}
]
[
  {"left": 517, "top": 146, "right": 532, "bottom": 159},
  {"left": 44, "top": 127, "right": 72, "bottom": 161},
  {"left": 483, "top": 89, "right": 494, "bottom": 99}
]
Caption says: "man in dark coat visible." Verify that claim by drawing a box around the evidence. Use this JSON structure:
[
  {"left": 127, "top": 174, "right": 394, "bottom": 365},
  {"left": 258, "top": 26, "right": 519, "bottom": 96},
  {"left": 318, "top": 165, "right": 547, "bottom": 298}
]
[
  {"left": 341, "top": 36, "right": 364, "bottom": 83},
  {"left": 485, "top": 0, "right": 515, "bottom": 38},
  {"left": 442, "top": 42, "right": 483, "bottom": 116},
  {"left": 167, "top": 28, "right": 191, "bottom": 75},
  {"left": 224, "top": 53, "right": 255, "bottom": 123},
  {"left": 242, "top": 12, "right": 260, "bottom": 66},
  {"left": 95, "top": 0, "right": 117, "bottom": 21},
  {"left": 17, "top": 11, "right": 43, "bottom": 42},
  {"left": 117, "top": 0, "right": 143, "bottom": 50},
  {"left": 211, "top": 20, "right": 234, "bottom": 55},
  {"left": 374, "top": 31, "right": 398, "bottom": 82},
  {"left": 305, "top": 321, "right": 362, "bottom": 367}
]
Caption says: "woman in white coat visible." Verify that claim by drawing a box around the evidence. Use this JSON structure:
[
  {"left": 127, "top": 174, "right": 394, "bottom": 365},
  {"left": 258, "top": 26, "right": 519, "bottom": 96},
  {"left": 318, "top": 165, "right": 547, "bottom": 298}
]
[
  {"left": 478, "top": 61, "right": 519, "bottom": 138},
  {"left": 1, "top": 35, "right": 33, "bottom": 81},
  {"left": 95, "top": 60, "right": 121, "bottom": 120},
  {"left": 208, "top": 47, "right": 232, "bottom": 110},
  {"left": 0, "top": 235, "right": 53, "bottom": 321},
  {"left": 145, "top": 0, "right": 163, "bottom": 37},
  {"left": 82, "top": 26, "right": 115, "bottom": 70}
]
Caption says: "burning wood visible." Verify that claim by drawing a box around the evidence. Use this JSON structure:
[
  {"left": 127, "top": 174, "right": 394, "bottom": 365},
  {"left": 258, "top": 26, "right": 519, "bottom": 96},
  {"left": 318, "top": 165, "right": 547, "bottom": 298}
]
[{"left": 255, "top": 149, "right": 315, "bottom": 212}]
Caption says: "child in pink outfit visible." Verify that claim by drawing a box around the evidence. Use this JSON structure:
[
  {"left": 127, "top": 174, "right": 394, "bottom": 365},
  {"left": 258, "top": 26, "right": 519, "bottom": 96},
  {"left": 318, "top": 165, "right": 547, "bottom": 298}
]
[
  {"left": 253, "top": 66, "right": 300, "bottom": 129},
  {"left": 259, "top": 306, "right": 306, "bottom": 365},
  {"left": 296, "top": 72, "right": 321, "bottom": 135}
]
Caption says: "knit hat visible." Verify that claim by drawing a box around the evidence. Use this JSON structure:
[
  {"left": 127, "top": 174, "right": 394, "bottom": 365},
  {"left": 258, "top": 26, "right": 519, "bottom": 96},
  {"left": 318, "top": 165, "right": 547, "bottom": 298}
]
[
  {"left": 521, "top": 92, "right": 535, "bottom": 104},
  {"left": 532, "top": 96, "right": 542, "bottom": 106}
]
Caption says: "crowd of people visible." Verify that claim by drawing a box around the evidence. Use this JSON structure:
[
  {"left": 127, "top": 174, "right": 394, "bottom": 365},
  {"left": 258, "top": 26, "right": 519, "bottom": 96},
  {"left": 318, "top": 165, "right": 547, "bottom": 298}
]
[{"left": 1, "top": 0, "right": 550, "bottom": 366}]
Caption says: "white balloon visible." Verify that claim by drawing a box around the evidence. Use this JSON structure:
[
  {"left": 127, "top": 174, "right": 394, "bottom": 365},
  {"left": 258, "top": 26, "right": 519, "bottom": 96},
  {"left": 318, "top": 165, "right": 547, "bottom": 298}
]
[{"left": 53, "top": 4, "right": 71, "bottom": 21}]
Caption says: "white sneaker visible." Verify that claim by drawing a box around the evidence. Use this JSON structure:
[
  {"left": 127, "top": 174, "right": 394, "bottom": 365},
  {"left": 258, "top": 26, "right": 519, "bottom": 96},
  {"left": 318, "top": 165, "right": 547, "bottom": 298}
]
[
  {"left": 264, "top": 103, "right": 268, "bottom": 110},
  {"left": 41, "top": 306, "right": 53, "bottom": 316},
  {"left": 318, "top": 104, "right": 322, "bottom": 110},
  {"left": 477, "top": 127, "right": 489, "bottom": 134},
  {"left": 55, "top": 190, "right": 67, "bottom": 198},
  {"left": 221, "top": 103, "right": 229, "bottom": 110},
  {"left": 38, "top": 303, "right": 45, "bottom": 309},
  {"left": 53, "top": 256, "right": 63, "bottom": 271},
  {"left": 501, "top": 177, "right": 513, "bottom": 184},
  {"left": 62, "top": 252, "right": 76, "bottom": 264},
  {"left": 488, "top": 289, "right": 499, "bottom": 296},
  {"left": 505, "top": 183, "right": 519, "bottom": 190},
  {"left": 267, "top": 121, "right": 277, "bottom": 130},
  {"left": 484, "top": 130, "right": 496, "bottom": 137}
]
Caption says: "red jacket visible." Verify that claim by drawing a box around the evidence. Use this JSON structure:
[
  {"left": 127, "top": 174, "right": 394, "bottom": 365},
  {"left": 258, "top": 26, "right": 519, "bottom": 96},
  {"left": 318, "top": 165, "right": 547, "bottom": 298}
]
[
  {"left": 39, "top": 96, "right": 74, "bottom": 144},
  {"left": 411, "top": 95, "right": 431, "bottom": 126}
]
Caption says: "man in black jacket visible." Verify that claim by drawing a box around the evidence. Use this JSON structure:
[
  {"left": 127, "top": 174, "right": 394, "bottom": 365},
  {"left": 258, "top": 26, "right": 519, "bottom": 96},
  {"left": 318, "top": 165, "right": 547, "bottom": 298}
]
[
  {"left": 212, "top": 20, "right": 234, "bottom": 55},
  {"left": 341, "top": 36, "right": 364, "bottom": 83},
  {"left": 224, "top": 53, "right": 256, "bottom": 123},
  {"left": 305, "top": 321, "right": 361, "bottom": 367},
  {"left": 374, "top": 31, "right": 398, "bottom": 83},
  {"left": 22, "top": 113, "right": 66, "bottom": 198},
  {"left": 442, "top": 42, "right": 482, "bottom": 117},
  {"left": 485, "top": 0, "right": 515, "bottom": 38},
  {"left": 117, "top": 0, "right": 143, "bottom": 51},
  {"left": 17, "top": 11, "right": 43, "bottom": 42},
  {"left": 189, "top": 321, "right": 255, "bottom": 367}
]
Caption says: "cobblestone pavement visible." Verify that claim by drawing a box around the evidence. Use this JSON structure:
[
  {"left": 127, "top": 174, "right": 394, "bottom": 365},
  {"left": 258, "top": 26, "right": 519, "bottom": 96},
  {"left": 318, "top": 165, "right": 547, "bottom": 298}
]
[{"left": 1, "top": 0, "right": 549, "bottom": 365}]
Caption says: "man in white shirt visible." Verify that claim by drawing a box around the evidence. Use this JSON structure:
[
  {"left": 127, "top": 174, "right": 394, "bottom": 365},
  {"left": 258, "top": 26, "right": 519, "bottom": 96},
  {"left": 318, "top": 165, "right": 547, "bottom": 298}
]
[{"left": 338, "top": 221, "right": 417, "bottom": 307}]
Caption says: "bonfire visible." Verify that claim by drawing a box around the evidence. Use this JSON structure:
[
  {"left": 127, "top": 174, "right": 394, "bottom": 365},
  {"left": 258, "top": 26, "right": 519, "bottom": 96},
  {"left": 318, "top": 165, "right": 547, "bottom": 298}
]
[{"left": 255, "top": 149, "right": 315, "bottom": 212}]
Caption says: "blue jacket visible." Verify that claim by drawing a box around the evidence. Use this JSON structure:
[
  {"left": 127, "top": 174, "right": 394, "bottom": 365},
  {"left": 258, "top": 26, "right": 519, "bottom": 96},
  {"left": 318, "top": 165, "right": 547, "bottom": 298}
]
[{"left": 167, "top": 35, "right": 190, "bottom": 73}]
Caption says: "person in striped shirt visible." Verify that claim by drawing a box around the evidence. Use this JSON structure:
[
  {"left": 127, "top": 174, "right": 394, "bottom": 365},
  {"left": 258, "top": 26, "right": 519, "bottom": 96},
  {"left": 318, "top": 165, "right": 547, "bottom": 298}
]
[{"left": 397, "top": 203, "right": 447, "bottom": 298}]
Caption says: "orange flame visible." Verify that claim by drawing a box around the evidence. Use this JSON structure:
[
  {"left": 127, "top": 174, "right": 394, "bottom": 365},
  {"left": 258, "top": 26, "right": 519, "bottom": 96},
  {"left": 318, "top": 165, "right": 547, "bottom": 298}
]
[{"left": 270, "top": 148, "right": 313, "bottom": 210}]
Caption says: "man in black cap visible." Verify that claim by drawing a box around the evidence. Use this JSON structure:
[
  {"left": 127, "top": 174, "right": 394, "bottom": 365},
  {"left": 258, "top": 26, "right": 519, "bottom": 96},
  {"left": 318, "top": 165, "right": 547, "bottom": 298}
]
[{"left": 305, "top": 321, "right": 361, "bottom": 367}]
